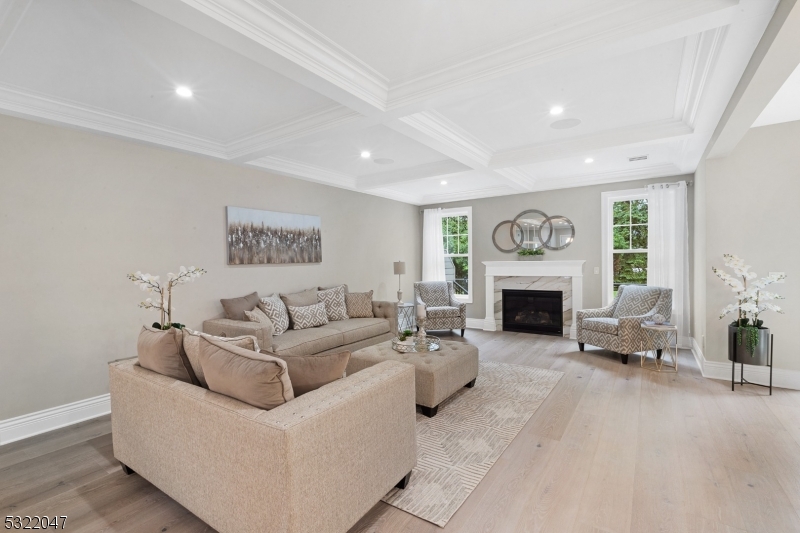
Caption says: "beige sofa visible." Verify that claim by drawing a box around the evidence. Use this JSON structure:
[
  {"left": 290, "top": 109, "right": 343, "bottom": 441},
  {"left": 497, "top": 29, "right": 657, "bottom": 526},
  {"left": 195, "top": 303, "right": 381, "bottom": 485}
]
[
  {"left": 109, "top": 357, "right": 417, "bottom": 533},
  {"left": 204, "top": 300, "right": 398, "bottom": 356}
]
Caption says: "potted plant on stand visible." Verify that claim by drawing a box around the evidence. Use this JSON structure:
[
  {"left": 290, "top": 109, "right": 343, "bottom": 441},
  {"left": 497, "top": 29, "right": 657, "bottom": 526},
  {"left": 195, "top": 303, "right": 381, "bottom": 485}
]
[
  {"left": 712, "top": 254, "right": 786, "bottom": 366},
  {"left": 517, "top": 247, "right": 545, "bottom": 261}
]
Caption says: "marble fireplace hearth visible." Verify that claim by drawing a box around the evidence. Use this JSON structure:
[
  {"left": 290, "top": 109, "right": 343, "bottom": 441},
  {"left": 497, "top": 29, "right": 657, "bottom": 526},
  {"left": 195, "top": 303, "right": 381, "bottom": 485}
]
[{"left": 483, "top": 261, "right": 585, "bottom": 338}]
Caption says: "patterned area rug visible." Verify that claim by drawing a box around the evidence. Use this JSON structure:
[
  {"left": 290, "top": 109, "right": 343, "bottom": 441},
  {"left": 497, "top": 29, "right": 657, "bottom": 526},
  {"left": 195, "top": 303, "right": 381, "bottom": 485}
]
[{"left": 382, "top": 360, "right": 563, "bottom": 527}]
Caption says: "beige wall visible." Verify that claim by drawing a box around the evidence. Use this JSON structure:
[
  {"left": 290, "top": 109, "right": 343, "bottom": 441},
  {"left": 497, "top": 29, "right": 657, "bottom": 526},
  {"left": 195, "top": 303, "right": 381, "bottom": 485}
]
[
  {"left": 0, "top": 114, "right": 421, "bottom": 420},
  {"left": 423, "top": 175, "right": 694, "bottom": 322},
  {"left": 692, "top": 158, "right": 708, "bottom": 354},
  {"left": 703, "top": 120, "right": 800, "bottom": 369}
]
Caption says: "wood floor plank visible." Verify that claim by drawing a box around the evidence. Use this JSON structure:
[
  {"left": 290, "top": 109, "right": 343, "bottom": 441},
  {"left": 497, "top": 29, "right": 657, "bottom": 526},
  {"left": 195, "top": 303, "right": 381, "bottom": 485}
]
[{"left": 2, "top": 330, "right": 800, "bottom": 533}]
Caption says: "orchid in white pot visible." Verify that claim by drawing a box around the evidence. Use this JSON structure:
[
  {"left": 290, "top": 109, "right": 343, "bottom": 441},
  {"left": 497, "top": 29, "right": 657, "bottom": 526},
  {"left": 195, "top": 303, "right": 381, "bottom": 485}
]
[
  {"left": 127, "top": 266, "right": 206, "bottom": 329},
  {"left": 712, "top": 254, "right": 785, "bottom": 359}
]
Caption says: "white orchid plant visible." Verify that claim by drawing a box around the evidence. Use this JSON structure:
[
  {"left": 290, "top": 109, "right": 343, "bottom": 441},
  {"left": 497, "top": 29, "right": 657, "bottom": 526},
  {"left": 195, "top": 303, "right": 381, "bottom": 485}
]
[
  {"left": 712, "top": 254, "right": 785, "bottom": 353},
  {"left": 127, "top": 266, "right": 206, "bottom": 329}
]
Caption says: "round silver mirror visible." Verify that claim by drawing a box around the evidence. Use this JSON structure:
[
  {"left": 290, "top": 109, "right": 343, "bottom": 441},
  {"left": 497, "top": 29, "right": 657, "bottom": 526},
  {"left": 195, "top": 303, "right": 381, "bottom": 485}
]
[
  {"left": 512, "top": 209, "right": 550, "bottom": 250},
  {"left": 540, "top": 215, "right": 575, "bottom": 250},
  {"left": 492, "top": 220, "right": 523, "bottom": 253}
]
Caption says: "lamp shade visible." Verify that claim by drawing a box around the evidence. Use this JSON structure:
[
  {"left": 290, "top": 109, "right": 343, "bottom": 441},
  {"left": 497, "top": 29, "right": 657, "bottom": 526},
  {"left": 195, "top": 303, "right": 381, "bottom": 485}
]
[{"left": 393, "top": 261, "right": 406, "bottom": 275}]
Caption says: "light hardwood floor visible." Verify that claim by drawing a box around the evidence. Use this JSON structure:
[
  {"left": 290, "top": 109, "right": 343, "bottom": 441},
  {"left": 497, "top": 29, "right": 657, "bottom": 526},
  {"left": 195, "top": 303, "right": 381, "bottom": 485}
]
[{"left": 3, "top": 330, "right": 800, "bottom": 533}]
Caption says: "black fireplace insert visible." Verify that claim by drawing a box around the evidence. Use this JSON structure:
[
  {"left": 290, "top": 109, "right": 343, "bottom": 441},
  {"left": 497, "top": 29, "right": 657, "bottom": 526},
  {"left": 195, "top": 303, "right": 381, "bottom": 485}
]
[{"left": 501, "top": 289, "right": 563, "bottom": 336}]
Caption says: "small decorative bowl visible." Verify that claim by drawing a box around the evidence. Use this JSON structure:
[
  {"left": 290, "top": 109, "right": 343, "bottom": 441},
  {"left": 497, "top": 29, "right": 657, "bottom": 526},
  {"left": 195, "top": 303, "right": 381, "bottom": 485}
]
[{"left": 651, "top": 314, "right": 666, "bottom": 324}]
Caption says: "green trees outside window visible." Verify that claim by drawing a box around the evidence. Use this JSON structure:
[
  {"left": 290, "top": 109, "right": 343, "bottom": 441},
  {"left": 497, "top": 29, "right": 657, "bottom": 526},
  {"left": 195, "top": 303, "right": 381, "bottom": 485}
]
[
  {"left": 612, "top": 199, "right": 648, "bottom": 294},
  {"left": 442, "top": 215, "right": 469, "bottom": 296}
]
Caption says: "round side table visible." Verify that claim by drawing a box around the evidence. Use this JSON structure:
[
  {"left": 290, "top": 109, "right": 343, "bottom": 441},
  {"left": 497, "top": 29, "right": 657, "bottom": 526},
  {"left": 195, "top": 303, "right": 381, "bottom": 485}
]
[
  {"left": 640, "top": 323, "right": 678, "bottom": 373},
  {"left": 397, "top": 302, "right": 416, "bottom": 333}
]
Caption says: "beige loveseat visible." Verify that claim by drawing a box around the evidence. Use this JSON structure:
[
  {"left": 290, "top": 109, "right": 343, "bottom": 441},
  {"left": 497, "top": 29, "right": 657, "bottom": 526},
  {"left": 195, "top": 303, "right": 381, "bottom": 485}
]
[
  {"left": 204, "top": 300, "right": 398, "bottom": 356},
  {"left": 109, "top": 357, "right": 417, "bottom": 533}
]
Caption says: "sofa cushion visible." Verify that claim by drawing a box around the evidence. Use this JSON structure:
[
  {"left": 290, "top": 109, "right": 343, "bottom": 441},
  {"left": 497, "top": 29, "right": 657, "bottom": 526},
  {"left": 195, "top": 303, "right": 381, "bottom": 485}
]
[
  {"left": 271, "top": 327, "right": 344, "bottom": 356},
  {"left": 137, "top": 326, "right": 198, "bottom": 385},
  {"left": 613, "top": 285, "right": 662, "bottom": 319},
  {"left": 345, "top": 290, "right": 374, "bottom": 318},
  {"left": 258, "top": 294, "right": 289, "bottom": 335},
  {"left": 426, "top": 306, "right": 460, "bottom": 318},
  {"left": 220, "top": 291, "right": 259, "bottom": 321},
  {"left": 288, "top": 303, "right": 329, "bottom": 330},
  {"left": 183, "top": 329, "right": 259, "bottom": 388},
  {"left": 319, "top": 318, "right": 390, "bottom": 345},
  {"left": 317, "top": 285, "right": 348, "bottom": 321},
  {"left": 582, "top": 317, "right": 619, "bottom": 335},
  {"left": 268, "top": 350, "right": 350, "bottom": 396},
  {"left": 199, "top": 336, "right": 294, "bottom": 410}
]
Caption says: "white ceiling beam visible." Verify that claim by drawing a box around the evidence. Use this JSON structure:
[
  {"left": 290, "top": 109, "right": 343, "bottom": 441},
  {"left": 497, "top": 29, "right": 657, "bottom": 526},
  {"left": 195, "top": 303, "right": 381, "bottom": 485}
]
[
  {"left": 706, "top": 0, "right": 800, "bottom": 158},
  {"left": 247, "top": 155, "right": 357, "bottom": 189},
  {"left": 490, "top": 119, "right": 694, "bottom": 169},
  {"left": 356, "top": 159, "right": 471, "bottom": 190}
]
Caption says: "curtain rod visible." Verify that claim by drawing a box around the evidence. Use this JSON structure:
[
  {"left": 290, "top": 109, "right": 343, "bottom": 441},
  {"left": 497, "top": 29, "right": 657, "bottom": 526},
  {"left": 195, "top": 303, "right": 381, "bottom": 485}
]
[{"left": 646, "top": 180, "right": 693, "bottom": 189}]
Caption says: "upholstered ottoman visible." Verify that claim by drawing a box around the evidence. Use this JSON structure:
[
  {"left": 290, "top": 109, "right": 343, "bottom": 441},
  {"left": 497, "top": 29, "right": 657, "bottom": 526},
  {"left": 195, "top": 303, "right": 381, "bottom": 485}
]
[{"left": 347, "top": 340, "right": 479, "bottom": 417}]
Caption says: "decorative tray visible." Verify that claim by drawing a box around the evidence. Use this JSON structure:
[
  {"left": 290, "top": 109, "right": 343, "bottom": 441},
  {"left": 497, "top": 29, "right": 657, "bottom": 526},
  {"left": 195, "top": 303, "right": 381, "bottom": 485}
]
[{"left": 391, "top": 335, "right": 441, "bottom": 353}]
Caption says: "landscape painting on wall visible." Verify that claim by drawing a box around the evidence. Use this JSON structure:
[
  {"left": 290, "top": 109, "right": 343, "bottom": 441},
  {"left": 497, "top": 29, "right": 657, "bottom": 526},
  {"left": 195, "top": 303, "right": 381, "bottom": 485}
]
[{"left": 227, "top": 206, "right": 322, "bottom": 265}]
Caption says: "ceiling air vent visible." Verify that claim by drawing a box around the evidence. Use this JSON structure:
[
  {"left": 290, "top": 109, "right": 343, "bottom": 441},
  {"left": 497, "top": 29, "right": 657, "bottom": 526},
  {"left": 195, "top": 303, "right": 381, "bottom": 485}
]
[{"left": 628, "top": 155, "right": 648, "bottom": 162}]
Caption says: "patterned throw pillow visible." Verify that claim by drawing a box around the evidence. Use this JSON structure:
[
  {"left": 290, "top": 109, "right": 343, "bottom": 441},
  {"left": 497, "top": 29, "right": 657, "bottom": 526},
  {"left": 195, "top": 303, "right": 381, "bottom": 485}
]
[
  {"left": 317, "top": 285, "right": 348, "bottom": 321},
  {"left": 259, "top": 294, "right": 289, "bottom": 335},
  {"left": 345, "top": 290, "right": 374, "bottom": 318},
  {"left": 287, "top": 303, "right": 329, "bottom": 330}
]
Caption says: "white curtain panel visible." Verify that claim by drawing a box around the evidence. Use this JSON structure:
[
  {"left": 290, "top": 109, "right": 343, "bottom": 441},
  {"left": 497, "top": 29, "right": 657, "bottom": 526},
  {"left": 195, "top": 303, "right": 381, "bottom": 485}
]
[
  {"left": 647, "top": 181, "right": 691, "bottom": 346},
  {"left": 422, "top": 208, "right": 445, "bottom": 282}
]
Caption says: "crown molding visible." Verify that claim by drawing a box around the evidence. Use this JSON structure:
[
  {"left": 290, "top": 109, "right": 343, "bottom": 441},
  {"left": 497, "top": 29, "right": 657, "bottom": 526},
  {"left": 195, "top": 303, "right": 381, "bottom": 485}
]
[
  {"left": 419, "top": 185, "right": 516, "bottom": 206},
  {"left": 0, "top": 83, "right": 227, "bottom": 158},
  {"left": 491, "top": 119, "right": 694, "bottom": 169},
  {"left": 397, "top": 111, "right": 493, "bottom": 167},
  {"left": 493, "top": 167, "right": 536, "bottom": 191},
  {"left": 226, "top": 105, "right": 362, "bottom": 161},
  {"left": 387, "top": 0, "right": 738, "bottom": 111},
  {"left": 674, "top": 26, "right": 728, "bottom": 127},
  {"left": 531, "top": 163, "right": 684, "bottom": 192},
  {"left": 182, "top": 0, "right": 388, "bottom": 111},
  {"left": 356, "top": 159, "right": 470, "bottom": 190},
  {"left": 246, "top": 155, "right": 357, "bottom": 189},
  {"left": 361, "top": 187, "right": 423, "bottom": 205}
]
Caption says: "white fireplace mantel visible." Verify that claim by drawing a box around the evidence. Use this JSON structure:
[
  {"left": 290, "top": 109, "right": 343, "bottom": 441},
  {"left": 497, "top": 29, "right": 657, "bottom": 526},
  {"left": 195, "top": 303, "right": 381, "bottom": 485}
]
[{"left": 483, "top": 260, "right": 585, "bottom": 337}]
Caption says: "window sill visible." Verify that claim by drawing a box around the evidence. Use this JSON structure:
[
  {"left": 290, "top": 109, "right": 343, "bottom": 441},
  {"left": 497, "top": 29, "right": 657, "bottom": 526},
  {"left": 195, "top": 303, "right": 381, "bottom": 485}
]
[{"left": 453, "top": 296, "right": 473, "bottom": 304}]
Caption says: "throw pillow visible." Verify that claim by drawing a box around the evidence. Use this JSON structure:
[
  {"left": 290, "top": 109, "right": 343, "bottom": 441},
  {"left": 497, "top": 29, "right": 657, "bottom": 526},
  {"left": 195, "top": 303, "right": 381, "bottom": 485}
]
[
  {"left": 137, "top": 326, "right": 199, "bottom": 385},
  {"left": 287, "top": 303, "right": 329, "bottom": 330},
  {"left": 345, "top": 290, "right": 374, "bottom": 318},
  {"left": 258, "top": 294, "right": 289, "bottom": 335},
  {"left": 317, "top": 285, "right": 348, "bottom": 321},
  {"left": 183, "top": 329, "right": 259, "bottom": 388},
  {"left": 198, "top": 336, "right": 293, "bottom": 410},
  {"left": 267, "top": 350, "right": 351, "bottom": 396},
  {"left": 220, "top": 291, "right": 260, "bottom": 321},
  {"left": 244, "top": 307, "right": 272, "bottom": 326},
  {"left": 279, "top": 287, "right": 319, "bottom": 308},
  {"left": 319, "top": 284, "right": 349, "bottom": 293}
]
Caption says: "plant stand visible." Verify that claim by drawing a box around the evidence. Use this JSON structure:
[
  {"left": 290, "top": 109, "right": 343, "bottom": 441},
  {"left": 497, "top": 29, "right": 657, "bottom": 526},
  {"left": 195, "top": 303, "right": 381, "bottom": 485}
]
[{"left": 731, "top": 333, "right": 773, "bottom": 395}]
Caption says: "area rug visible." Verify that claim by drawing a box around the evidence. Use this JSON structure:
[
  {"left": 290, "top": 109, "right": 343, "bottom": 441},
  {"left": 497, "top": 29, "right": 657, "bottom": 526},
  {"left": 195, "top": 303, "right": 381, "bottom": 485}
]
[{"left": 382, "top": 360, "right": 563, "bottom": 527}]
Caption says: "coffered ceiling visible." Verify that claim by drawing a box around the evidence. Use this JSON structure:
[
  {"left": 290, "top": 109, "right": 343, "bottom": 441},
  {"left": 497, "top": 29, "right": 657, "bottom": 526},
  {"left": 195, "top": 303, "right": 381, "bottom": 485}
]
[{"left": 0, "top": 0, "right": 779, "bottom": 204}]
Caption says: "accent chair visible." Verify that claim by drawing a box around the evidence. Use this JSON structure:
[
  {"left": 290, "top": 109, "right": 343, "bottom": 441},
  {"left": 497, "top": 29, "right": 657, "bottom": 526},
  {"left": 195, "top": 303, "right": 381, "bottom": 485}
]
[
  {"left": 576, "top": 284, "right": 673, "bottom": 364},
  {"left": 414, "top": 281, "right": 467, "bottom": 337}
]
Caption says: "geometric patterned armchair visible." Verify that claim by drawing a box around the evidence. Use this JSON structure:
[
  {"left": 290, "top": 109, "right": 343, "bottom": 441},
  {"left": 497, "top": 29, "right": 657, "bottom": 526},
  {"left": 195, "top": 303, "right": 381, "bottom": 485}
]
[
  {"left": 577, "top": 285, "right": 673, "bottom": 364},
  {"left": 414, "top": 281, "right": 467, "bottom": 337}
]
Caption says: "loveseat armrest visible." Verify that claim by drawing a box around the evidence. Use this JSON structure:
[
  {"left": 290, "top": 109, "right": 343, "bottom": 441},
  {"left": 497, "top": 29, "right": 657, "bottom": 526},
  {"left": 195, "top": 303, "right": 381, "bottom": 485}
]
[
  {"left": 260, "top": 360, "right": 417, "bottom": 533},
  {"left": 203, "top": 318, "right": 274, "bottom": 351},
  {"left": 372, "top": 300, "right": 398, "bottom": 335}
]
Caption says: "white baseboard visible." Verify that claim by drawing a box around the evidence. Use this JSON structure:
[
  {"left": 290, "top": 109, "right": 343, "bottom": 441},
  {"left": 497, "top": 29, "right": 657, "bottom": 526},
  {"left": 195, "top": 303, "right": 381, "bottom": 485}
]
[
  {"left": 465, "top": 318, "right": 485, "bottom": 329},
  {"left": 0, "top": 394, "right": 110, "bottom": 446},
  {"left": 690, "top": 337, "right": 800, "bottom": 390}
]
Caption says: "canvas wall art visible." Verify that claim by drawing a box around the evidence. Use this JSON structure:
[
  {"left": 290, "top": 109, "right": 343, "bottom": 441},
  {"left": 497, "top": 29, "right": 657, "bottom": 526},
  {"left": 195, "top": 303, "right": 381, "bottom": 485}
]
[{"left": 227, "top": 206, "right": 322, "bottom": 265}]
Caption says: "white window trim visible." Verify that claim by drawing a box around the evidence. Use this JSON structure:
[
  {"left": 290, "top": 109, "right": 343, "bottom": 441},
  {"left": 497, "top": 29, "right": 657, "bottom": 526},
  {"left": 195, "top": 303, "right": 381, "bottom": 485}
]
[
  {"left": 600, "top": 189, "right": 648, "bottom": 307},
  {"left": 440, "top": 206, "right": 473, "bottom": 304}
]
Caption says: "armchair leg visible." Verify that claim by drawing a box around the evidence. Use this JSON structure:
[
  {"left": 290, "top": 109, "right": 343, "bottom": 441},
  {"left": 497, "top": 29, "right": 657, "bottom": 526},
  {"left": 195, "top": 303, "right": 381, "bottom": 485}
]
[
  {"left": 578, "top": 342, "right": 585, "bottom": 352},
  {"left": 620, "top": 353, "right": 629, "bottom": 365},
  {"left": 461, "top": 328, "right": 465, "bottom": 337},
  {"left": 657, "top": 349, "right": 662, "bottom": 359},
  {"left": 395, "top": 471, "right": 412, "bottom": 489}
]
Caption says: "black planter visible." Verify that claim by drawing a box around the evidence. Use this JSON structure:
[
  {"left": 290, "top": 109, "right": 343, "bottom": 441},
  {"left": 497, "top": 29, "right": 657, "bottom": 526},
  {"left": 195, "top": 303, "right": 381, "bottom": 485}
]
[{"left": 728, "top": 325, "right": 770, "bottom": 366}]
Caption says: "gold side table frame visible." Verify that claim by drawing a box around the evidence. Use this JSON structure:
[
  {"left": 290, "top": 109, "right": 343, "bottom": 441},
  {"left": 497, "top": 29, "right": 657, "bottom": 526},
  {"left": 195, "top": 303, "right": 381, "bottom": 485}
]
[{"left": 640, "top": 324, "right": 678, "bottom": 373}]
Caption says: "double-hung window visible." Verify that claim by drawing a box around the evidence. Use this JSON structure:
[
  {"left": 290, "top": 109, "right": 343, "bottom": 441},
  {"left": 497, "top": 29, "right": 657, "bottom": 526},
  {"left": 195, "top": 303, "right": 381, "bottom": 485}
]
[
  {"left": 440, "top": 206, "right": 473, "bottom": 303},
  {"left": 601, "top": 190, "right": 648, "bottom": 305}
]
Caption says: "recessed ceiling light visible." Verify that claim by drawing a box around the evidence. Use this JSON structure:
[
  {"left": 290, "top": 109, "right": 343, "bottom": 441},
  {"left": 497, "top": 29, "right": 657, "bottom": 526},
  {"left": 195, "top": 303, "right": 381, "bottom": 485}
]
[
  {"left": 360, "top": 151, "right": 371, "bottom": 159},
  {"left": 441, "top": 180, "right": 448, "bottom": 185},
  {"left": 175, "top": 86, "right": 193, "bottom": 98},
  {"left": 550, "top": 106, "right": 564, "bottom": 115},
  {"left": 585, "top": 158, "right": 594, "bottom": 163}
]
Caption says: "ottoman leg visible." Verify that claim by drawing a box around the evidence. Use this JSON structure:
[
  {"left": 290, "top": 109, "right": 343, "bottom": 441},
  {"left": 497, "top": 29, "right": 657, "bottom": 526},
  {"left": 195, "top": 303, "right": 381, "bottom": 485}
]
[
  {"left": 120, "top": 463, "right": 135, "bottom": 476},
  {"left": 465, "top": 378, "right": 476, "bottom": 388},
  {"left": 420, "top": 405, "right": 439, "bottom": 417},
  {"left": 395, "top": 471, "right": 412, "bottom": 489}
]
